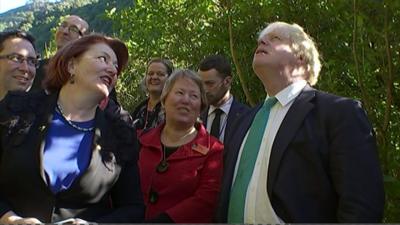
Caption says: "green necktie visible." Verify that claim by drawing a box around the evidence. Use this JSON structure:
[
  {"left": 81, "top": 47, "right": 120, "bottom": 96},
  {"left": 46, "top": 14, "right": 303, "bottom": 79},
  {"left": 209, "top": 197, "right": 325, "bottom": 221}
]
[{"left": 227, "top": 97, "right": 278, "bottom": 223}]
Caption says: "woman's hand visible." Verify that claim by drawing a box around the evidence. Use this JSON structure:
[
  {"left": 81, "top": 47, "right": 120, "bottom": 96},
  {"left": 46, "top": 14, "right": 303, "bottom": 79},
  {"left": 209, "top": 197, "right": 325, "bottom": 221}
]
[
  {"left": 11, "top": 217, "right": 42, "bottom": 224},
  {"left": 73, "top": 218, "right": 91, "bottom": 224},
  {"left": 0, "top": 211, "right": 42, "bottom": 224},
  {"left": 54, "top": 218, "right": 94, "bottom": 225}
]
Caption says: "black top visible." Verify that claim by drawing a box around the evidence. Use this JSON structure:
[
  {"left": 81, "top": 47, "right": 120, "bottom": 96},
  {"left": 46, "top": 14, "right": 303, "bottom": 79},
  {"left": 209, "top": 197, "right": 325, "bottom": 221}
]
[
  {"left": 131, "top": 98, "right": 164, "bottom": 131},
  {"left": 164, "top": 145, "right": 179, "bottom": 159},
  {"left": 0, "top": 90, "right": 145, "bottom": 223}
]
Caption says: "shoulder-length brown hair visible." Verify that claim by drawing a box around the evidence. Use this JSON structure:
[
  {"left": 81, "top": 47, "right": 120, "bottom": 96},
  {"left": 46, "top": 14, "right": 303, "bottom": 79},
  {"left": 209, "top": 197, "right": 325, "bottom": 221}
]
[{"left": 44, "top": 34, "right": 129, "bottom": 92}]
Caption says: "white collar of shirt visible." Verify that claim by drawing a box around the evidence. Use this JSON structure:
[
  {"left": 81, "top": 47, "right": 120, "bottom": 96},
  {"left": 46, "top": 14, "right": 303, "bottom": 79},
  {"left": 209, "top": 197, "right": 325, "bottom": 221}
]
[
  {"left": 208, "top": 94, "right": 233, "bottom": 115},
  {"left": 270, "top": 80, "right": 307, "bottom": 107}
]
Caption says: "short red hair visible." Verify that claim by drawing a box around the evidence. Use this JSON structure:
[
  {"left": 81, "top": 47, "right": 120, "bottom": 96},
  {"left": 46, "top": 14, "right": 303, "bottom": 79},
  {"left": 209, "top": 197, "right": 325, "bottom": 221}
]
[{"left": 44, "top": 34, "right": 129, "bottom": 92}]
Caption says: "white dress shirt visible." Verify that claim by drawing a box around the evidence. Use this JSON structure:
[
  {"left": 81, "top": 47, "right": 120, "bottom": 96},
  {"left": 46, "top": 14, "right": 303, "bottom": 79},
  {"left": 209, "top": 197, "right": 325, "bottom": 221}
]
[
  {"left": 206, "top": 95, "right": 233, "bottom": 142},
  {"left": 232, "top": 80, "right": 307, "bottom": 223}
]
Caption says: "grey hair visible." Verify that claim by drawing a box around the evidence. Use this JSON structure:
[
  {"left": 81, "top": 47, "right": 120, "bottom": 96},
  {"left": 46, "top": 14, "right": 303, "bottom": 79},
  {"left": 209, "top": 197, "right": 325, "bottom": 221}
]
[
  {"left": 160, "top": 69, "right": 208, "bottom": 112},
  {"left": 258, "top": 21, "right": 321, "bottom": 85}
]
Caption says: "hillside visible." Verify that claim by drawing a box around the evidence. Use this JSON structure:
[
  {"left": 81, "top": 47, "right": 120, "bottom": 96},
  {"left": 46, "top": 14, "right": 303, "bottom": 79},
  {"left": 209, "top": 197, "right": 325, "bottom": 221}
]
[{"left": 0, "top": 0, "right": 134, "bottom": 54}]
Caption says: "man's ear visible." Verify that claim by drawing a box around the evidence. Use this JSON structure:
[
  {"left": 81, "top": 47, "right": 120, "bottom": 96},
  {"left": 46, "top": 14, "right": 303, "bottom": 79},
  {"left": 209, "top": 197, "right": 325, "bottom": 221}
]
[
  {"left": 224, "top": 76, "right": 233, "bottom": 86},
  {"left": 296, "top": 54, "right": 310, "bottom": 79},
  {"left": 67, "top": 59, "right": 75, "bottom": 75},
  {"left": 297, "top": 54, "right": 307, "bottom": 66}
]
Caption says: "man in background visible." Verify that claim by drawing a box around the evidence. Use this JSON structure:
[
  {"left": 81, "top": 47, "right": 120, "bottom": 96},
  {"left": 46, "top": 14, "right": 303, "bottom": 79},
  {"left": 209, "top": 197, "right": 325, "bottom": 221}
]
[
  {"left": 30, "top": 15, "right": 88, "bottom": 91},
  {"left": 0, "top": 30, "right": 38, "bottom": 100},
  {"left": 198, "top": 55, "right": 249, "bottom": 148}
]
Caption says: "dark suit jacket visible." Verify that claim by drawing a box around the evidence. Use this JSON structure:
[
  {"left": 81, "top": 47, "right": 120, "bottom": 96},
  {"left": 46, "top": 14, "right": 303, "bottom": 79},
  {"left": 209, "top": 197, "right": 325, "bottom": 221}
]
[
  {"left": 0, "top": 91, "right": 144, "bottom": 223},
  {"left": 215, "top": 85, "right": 384, "bottom": 223},
  {"left": 201, "top": 97, "right": 249, "bottom": 148}
]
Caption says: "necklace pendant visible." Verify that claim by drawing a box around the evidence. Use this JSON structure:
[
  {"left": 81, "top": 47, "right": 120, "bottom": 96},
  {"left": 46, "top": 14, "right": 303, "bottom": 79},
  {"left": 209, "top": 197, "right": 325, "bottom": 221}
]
[
  {"left": 149, "top": 189, "right": 159, "bottom": 204},
  {"left": 156, "top": 160, "right": 169, "bottom": 173}
]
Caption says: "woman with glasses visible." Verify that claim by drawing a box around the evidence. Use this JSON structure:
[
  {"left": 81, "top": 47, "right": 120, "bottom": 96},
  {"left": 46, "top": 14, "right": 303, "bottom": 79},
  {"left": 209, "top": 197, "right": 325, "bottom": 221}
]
[
  {"left": 0, "top": 34, "right": 144, "bottom": 223},
  {"left": 131, "top": 58, "right": 174, "bottom": 132},
  {"left": 138, "top": 69, "right": 223, "bottom": 223}
]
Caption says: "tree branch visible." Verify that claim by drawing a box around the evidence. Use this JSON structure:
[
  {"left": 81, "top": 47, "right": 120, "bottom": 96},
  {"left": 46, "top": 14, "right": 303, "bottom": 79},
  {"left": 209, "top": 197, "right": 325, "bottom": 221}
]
[{"left": 226, "top": 1, "right": 256, "bottom": 106}]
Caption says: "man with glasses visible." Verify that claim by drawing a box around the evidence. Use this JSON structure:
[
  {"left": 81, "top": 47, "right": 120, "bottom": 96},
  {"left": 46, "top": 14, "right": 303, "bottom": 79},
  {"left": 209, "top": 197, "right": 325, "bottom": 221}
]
[
  {"left": 30, "top": 15, "right": 88, "bottom": 92},
  {"left": 198, "top": 55, "right": 249, "bottom": 148},
  {"left": 55, "top": 15, "right": 88, "bottom": 50},
  {"left": 0, "top": 30, "right": 38, "bottom": 100}
]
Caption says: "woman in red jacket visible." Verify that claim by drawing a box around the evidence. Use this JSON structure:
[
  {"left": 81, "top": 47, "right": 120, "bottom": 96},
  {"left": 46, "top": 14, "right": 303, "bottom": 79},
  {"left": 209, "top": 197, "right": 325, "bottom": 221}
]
[{"left": 138, "top": 69, "right": 223, "bottom": 223}]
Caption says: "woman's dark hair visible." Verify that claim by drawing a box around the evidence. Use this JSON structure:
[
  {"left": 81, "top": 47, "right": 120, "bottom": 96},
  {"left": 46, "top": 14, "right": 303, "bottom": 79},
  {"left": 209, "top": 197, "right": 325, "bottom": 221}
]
[{"left": 0, "top": 29, "right": 36, "bottom": 52}]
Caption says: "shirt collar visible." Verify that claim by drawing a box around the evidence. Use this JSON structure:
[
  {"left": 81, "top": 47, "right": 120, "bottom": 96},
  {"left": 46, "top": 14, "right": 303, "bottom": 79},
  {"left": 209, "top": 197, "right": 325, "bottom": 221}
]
[
  {"left": 267, "top": 80, "right": 307, "bottom": 107},
  {"left": 208, "top": 94, "right": 233, "bottom": 115}
]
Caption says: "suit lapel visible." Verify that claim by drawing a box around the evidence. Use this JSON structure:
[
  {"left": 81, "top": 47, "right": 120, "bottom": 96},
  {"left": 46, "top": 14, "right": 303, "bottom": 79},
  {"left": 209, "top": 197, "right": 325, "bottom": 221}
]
[
  {"left": 59, "top": 108, "right": 108, "bottom": 196},
  {"left": 224, "top": 104, "right": 261, "bottom": 182},
  {"left": 267, "top": 86, "right": 316, "bottom": 195},
  {"left": 225, "top": 99, "right": 239, "bottom": 140},
  {"left": 217, "top": 104, "right": 260, "bottom": 221},
  {"left": 88, "top": 108, "right": 107, "bottom": 169},
  {"left": 200, "top": 106, "right": 209, "bottom": 125},
  {"left": 37, "top": 92, "right": 59, "bottom": 186}
]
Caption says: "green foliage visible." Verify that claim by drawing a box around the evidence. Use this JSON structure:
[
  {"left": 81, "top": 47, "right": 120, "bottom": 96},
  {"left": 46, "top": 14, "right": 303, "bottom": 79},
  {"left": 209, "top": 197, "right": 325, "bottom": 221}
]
[
  {"left": 0, "top": 0, "right": 133, "bottom": 55},
  {"left": 110, "top": 0, "right": 400, "bottom": 221},
  {"left": 109, "top": 0, "right": 239, "bottom": 109}
]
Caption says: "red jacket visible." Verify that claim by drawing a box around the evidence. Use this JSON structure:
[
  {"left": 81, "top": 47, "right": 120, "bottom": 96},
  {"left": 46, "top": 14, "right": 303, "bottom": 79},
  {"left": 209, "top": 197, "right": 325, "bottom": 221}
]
[{"left": 138, "top": 123, "right": 223, "bottom": 223}]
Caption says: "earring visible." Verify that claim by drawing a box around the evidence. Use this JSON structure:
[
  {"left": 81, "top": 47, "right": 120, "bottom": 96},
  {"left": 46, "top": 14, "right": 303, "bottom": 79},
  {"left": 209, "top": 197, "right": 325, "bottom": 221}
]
[{"left": 69, "top": 74, "right": 75, "bottom": 84}]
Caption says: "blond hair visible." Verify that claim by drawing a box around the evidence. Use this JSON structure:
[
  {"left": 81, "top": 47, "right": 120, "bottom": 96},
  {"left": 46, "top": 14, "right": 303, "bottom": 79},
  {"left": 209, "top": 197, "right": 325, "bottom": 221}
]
[{"left": 259, "top": 21, "right": 321, "bottom": 85}]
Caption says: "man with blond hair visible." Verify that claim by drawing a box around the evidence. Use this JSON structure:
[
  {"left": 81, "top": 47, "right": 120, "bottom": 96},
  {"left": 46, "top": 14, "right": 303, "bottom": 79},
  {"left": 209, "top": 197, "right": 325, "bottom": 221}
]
[{"left": 216, "top": 21, "right": 384, "bottom": 223}]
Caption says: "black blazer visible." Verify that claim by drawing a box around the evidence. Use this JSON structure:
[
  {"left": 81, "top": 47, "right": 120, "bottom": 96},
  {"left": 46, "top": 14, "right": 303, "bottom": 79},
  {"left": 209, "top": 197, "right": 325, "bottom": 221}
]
[
  {"left": 131, "top": 98, "right": 164, "bottom": 131},
  {"left": 201, "top": 97, "right": 249, "bottom": 148},
  {"left": 0, "top": 91, "right": 144, "bottom": 223},
  {"left": 216, "top": 85, "right": 384, "bottom": 222}
]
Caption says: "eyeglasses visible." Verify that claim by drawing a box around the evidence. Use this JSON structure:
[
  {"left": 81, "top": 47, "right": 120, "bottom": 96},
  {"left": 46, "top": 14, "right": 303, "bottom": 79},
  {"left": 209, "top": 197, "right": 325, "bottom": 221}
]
[
  {"left": 59, "top": 22, "right": 83, "bottom": 36},
  {"left": 0, "top": 53, "right": 40, "bottom": 68}
]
